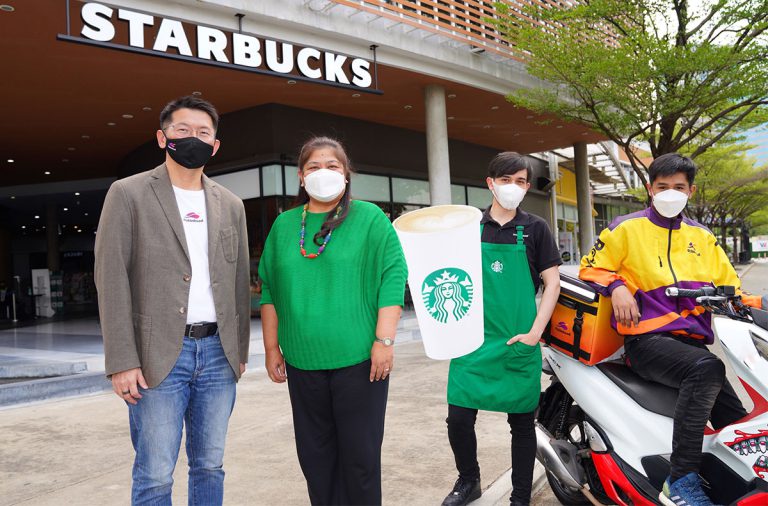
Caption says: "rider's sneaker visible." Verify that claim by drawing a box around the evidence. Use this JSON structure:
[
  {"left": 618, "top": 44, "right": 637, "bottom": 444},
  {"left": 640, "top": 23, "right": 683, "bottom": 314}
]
[
  {"left": 659, "top": 472, "right": 715, "bottom": 506},
  {"left": 441, "top": 477, "right": 481, "bottom": 506}
]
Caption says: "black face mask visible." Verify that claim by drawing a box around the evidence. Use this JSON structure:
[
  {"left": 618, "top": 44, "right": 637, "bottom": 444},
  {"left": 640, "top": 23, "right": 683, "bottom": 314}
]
[{"left": 164, "top": 136, "right": 214, "bottom": 169}]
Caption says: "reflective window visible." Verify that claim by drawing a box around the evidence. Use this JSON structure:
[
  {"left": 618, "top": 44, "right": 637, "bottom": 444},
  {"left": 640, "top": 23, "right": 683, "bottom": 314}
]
[
  {"left": 392, "top": 178, "right": 430, "bottom": 205},
  {"left": 451, "top": 184, "right": 466, "bottom": 205},
  {"left": 211, "top": 168, "right": 260, "bottom": 200},
  {"left": 262, "top": 164, "right": 282, "bottom": 196},
  {"left": 285, "top": 165, "right": 300, "bottom": 196},
  {"left": 352, "top": 173, "right": 390, "bottom": 202},
  {"left": 467, "top": 186, "right": 491, "bottom": 209}
]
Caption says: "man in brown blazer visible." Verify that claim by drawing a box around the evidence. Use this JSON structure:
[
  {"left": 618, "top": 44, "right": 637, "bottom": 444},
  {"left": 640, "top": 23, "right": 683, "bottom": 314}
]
[{"left": 95, "top": 96, "right": 250, "bottom": 505}]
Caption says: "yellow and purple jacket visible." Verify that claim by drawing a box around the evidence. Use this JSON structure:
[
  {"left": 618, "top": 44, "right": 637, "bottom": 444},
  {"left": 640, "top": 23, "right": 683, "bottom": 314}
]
[{"left": 579, "top": 206, "right": 760, "bottom": 343}]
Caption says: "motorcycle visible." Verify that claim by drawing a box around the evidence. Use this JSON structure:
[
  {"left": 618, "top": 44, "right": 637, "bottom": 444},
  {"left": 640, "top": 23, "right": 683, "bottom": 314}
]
[{"left": 536, "top": 274, "right": 768, "bottom": 505}]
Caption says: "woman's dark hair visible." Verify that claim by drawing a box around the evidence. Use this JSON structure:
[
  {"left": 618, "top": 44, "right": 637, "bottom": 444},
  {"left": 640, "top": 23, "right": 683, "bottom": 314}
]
[
  {"left": 648, "top": 153, "right": 696, "bottom": 185},
  {"left": 295, "top": 137, "right": 354, "bottom": 246},
  {"left": 487, "top": 152, "right": 532, "bottom": 181},
  {"left": 159, "top": 96, "right": 220, "bottom": 131}
]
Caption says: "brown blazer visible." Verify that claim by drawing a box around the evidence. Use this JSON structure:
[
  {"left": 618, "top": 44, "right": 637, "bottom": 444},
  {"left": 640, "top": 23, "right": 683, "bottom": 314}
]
[{"left": 95, "top": 164, "right": 250, "bottom": 387}]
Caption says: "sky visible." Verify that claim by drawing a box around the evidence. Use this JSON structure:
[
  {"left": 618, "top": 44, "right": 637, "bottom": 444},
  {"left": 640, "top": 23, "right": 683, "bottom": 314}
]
[{"left": 745, "top": 127, "right": 768, "bottom": 167}]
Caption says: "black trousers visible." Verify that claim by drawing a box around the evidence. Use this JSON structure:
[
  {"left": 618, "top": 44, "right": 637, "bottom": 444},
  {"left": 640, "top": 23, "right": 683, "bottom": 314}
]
[
  {"left": 447, "top": 404, "right": 537, "bottom": 505},
  {"left": 624, "top": 333, "right": 747, "bottom": 480},
  {"left": 286, "top": 360, "right": 389, "bottom": 506}
]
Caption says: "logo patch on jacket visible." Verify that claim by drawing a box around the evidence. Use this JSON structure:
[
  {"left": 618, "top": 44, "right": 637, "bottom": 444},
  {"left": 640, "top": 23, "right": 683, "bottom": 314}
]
[{"left": 687, "top": 242, "right": 700, "bottom": 256}]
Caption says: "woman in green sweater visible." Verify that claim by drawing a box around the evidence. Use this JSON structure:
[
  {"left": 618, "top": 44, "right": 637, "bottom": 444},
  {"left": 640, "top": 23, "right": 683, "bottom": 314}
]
[{"left": 259, "top": 137, "right": 407, "bottom": 505}]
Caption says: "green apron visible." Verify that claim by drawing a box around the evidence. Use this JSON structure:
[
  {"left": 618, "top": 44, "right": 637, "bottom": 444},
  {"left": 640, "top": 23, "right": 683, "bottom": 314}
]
[{"left": 447, "top": 225, "right": 542, "bottom": 413}]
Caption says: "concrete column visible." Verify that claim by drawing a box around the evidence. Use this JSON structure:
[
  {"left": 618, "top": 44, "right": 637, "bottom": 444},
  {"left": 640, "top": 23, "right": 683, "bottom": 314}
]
[
  {"left": 574, "top": 142, "right": 594, "bottom": 256},
  {"left": 424, "top": 84, "right": 452, "bottom": 205},
  {"left": 46, "top": 201, "right": 60, "bottom": 272},
  {"left": 547, "top": 152, "right": 559, "bottom": 235}
]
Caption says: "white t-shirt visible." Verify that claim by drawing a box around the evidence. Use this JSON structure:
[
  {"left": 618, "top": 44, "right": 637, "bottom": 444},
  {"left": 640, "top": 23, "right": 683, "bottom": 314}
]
[{"left": 173, "top": 186, "right": 217, "bottom": 324}]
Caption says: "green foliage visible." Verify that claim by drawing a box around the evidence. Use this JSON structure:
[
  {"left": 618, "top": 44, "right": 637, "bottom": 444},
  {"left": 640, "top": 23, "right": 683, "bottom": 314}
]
[{"left": 491, "top": 0, "right": 768, "bottom": 185}]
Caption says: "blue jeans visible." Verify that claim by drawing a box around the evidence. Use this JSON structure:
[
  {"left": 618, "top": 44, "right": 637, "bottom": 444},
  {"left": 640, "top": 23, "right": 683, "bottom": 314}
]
[{"left": 128, "top": 335, "right": 236, "bottom": 505}]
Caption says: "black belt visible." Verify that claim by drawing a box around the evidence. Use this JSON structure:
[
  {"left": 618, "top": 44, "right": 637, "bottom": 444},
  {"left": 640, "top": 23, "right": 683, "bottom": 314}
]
[{"left": 184, "top": 322, "right": 218, "bottom": 338}]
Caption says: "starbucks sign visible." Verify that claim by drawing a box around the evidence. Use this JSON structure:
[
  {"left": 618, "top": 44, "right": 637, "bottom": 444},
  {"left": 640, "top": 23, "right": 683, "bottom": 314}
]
[{"left": 421, "top": 269, "right": 474, "bottom": 324}]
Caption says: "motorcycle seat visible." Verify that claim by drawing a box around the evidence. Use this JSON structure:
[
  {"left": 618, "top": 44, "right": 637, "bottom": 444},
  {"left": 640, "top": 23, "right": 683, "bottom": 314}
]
[{"left": 596, "top": 362, "right": 678, "bottom": 418}]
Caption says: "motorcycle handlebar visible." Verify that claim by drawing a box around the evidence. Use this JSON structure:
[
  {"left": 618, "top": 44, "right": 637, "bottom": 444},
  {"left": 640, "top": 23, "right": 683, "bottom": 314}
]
[{"left": 665, "top": 286, "right": 717, "bottom": 298}]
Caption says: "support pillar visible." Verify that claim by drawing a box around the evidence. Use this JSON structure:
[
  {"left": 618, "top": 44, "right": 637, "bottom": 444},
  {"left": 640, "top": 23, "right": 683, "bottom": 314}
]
[
  {"left": 424, "top": 84, "right": 452, "bottom": 205},
  {"left": 574, "top": 142, "right": 594, "bottom": 257}
]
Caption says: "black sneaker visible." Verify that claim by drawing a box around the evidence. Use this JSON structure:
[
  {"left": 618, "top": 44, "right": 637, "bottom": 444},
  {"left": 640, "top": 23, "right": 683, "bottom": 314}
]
[{"left": 441, "top": 477, "right": 482, "bottom": 506}]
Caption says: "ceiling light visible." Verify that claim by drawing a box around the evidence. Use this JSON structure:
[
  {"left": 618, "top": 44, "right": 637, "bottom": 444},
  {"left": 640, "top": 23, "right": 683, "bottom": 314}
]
[
  {"left": 526, "top": 115, "right": 535, "bottom": 119},
  {"left": 10, "top": 196, "right": 15, "bottom": 199},
  {"left": 286, "top": 80, "right": 296, "bottom": 85},
  {"left": 538, "top": 140, "right": 545, "bottom": 143},
  {"left": 7, "top": 159, "right": 13, "bottom": 163},
  {"left": 44, "top": 171, "right": 51, "bottom": 175},
  {"left": 21, "top": 226, "right": 25, "bottom": 229},
  {"left": 63, "top": 207, "right": 69, "bottom": 211},
  {"left": 34, "top": 215, "right": 40, "bottom": 219},
  {"left": 62, "top": 158, "right": 69, "bottom": 162},
  {"left": 81, "top": 134, "right": 90, "bottom": 139},
  {"left": 78, "top": 229, "right": 83, "bottom": 233},
  {"left": 483, "top": 125, "right": 491, "bottom": 129},
  {"left": 447, "top": 116, "right": 455, "bottom": 120},
  {"left": 404, "top": 105, "right": 413, "bottom": 110},
  {"left": 192, "top": 91, "right": 202, "bottom": 95},
  {"left": 491, "top": 106, "right": 499, "bottom": 110},
  {"left": 84, "top": 213, "right": 89, "bottom": 216},
  {"left": 122, "top": 114, "right": 134, "bottom": 119},
  {"left": 0, "top": 5, "right": 14, "bottom": 12},
  {"left": 352, "top": 93, "right": 361, "bottom": 98},
  {"left": 107, "top": 122, "right": 116, "bottom": 126},
  {"left": 447, "top": 94, "right": 457, "bottom": 99},
  {"left": 142, "top": 106, "right": 152, "bottom": 112},
  {"left": 513, "top": 133, "right": 521, "bottom": 137},
  {"left": 556, "top": 125, "right": 564, "bottom": 129},
  {"left": 582, "top": 132, "right": 589, "bottom": 136},
  {"left": 67, "top": 147, "right": 76, "bottom": 151},
  {"left": 75, "top": 192, "right": 80, "bottom": 196}
]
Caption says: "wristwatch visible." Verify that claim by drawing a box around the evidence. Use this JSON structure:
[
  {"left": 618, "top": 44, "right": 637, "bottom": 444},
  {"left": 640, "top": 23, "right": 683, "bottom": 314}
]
[{"left": 375, "top": 337, "right": 394, "bottom": 346}]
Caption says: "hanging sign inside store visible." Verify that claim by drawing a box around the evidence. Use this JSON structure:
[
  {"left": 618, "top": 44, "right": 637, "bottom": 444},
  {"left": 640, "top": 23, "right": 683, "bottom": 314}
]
[{"left": 57, "top": 1, "right": 378, "bottom": 92}]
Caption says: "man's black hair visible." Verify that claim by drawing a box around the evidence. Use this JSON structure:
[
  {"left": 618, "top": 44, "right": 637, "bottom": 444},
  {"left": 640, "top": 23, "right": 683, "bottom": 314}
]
[
  {"left": 487, "top": 152, "right": 532, "bottom": 182},
  {"left": 159, "top": 96, "right": 219, "bottom": 131},
  {"left": 648, "top": 153, "right": 696, "bottom": 185}
]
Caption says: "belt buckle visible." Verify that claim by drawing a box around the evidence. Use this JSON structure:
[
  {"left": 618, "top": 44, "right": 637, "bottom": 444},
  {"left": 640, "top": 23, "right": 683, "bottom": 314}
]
[{"left": 188, "top": 323, "right": 204, "bottom": 338}]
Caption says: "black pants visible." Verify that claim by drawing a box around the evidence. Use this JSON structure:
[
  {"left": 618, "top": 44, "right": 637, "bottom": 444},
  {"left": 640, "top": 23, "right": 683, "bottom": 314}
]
[
  {"left": 624, "top": 333, "right": 747, "bottom": 480},
  {"left": 286, "top": 360, "right": 389, "bottom": 506},
  {"left": 447, "top": 404, "right": 537, "bottom": 505}
]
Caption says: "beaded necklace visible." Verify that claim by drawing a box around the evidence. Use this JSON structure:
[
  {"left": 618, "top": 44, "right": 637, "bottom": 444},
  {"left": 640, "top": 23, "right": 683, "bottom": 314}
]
[{"left": 299, "top": 203, "right": 342, "bottom": 259}]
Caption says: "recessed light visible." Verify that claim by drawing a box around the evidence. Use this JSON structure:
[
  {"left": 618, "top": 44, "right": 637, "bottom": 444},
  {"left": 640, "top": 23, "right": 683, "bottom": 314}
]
[
  {"left": 34, "top": 215, "right": 40, "bottom": 219},
  {"left": 526, "top": 115, "right": 535, "bottom": 119},
  {"left": 10, "top": 196, "right": 15, "bottom": 199},
  {"left": 404, "top": 105, "right": 413, "bottom": 110},
  {"left": 142, "top": 106, "right": 152, "bottom": 112},
  {"left": 7, "top": 159, "right": 13, "bottom": 163},
  {"left": 513, "top": 133, "right": 521, "bottom": 137},
  {"left": 67, "top": 147, "right": 76, "bottom": 151},
  {"left": 447, "top": 116, "right": 455, "bottom": 120},
  {"left": 352, "top": 93, "right": 361, "bottom": 98},
  {"left": 192, "top": 91, "right": 202, "bottom": 96},
  {"left": 538, "top": 140, "right": 545, "bottom": 143},
  {"left": 483, "top": 125, "right": 491, "bottom": 129},
  {"left": 21, "top": 226, "right": 25, "bottom": 229},
  {"left": 556, "top": 125, "right": 563, "bottom": 129},
  {"left": 107, "top": 122, "right": 116, "bottom": 126},
  {"left": 286, "top": 80, "right": 296, "bottom": 85},
  {"left": 447, "top": 94, "right": 457, "bottom": 99},
  {"left": 0, "top": 5, "right": 15, "bottom": 12},
  {"left": 63, "top": 207, "right": 69, "bottom": 211},
  {"left": 84, "top": 212, "right": 89, "bottom": 216},
  {"left": 122, "top": 114, "right": 134, "bottom": 119},
  {"left": 75, "top": 192, "right": 80, "bottom": 196},
  {"left": 582, "top": 132, "right": 589, "bottom": 136},
  {"left": 62, "top": 158, "right": 69, "bottom": 162},
  {"left": 491, "top": 106, "right": 499, "bottom": 110},
  {"left": 81, "top": 134, "right": 90, "bottom": 139},
  {"left": 78, "top": 229, "right": 83, "bottom": 233},
  {"left": 44, "top": 171, "right": 51, "bottom": 175}
]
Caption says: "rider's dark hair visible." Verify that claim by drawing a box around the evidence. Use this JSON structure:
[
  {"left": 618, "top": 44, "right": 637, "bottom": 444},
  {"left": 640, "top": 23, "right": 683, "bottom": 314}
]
[
  {"left": 159, "top": 96, "right": 220, "bottom": 131},
  {"left": 487, "top": 152, "right": 532, "bottom": 182},
  {"left": 648, "top": 153, "right": 696, "bottom": 185}
]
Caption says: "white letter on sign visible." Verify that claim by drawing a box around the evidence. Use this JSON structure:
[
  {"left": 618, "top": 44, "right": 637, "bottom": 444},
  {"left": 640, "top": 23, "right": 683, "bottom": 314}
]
[
  {"left": 265, "top": 40, "right": 294, "bottom": 74},
  {"left": 233, "top": 33, "right": 261, "bottom": 67},
  {"left": 297, "top": 47, "right": 322, "bottom": 79},
  {"left": 324, "top": 53, "right": 350, "bottom": 84},
  {"left": 117, "top": 9, "right": 154, "bottom": 48},
  {"left": 81, "top": 3, "right": 115, "bottom": 42},
  {"left": 153, "top": 19, "right": 193, "bottom": 56},
  {"left": 351, "top": 59, "right": 372, "bottom": 88},
  {"left": 197, "top": 26, "right": 229, "bottom": 62}
]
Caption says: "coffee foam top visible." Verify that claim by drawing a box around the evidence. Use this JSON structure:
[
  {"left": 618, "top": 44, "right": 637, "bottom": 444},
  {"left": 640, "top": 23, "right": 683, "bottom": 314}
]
[{"left": 394, "top": 205, "right": 480, "bottom": 233}]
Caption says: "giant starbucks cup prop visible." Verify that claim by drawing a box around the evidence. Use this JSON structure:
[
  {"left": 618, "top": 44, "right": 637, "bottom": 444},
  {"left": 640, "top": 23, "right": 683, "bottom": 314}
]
[{"left": 393, "top": 205, "right": 484, "bottom": 360}]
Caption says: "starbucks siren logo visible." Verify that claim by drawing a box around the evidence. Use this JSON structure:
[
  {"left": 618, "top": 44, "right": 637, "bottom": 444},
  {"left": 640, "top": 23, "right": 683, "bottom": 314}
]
[{"left": 422, "top": 268, "right": 474, "bottom": 323}]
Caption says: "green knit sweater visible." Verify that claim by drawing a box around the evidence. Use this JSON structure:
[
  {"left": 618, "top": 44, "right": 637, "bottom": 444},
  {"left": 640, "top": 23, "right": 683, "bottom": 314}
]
[{"left": 259, "top": 200, "right": 407, "bottom": 370}]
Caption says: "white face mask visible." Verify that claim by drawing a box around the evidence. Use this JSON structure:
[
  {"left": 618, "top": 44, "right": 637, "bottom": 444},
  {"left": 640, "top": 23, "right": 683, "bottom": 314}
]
[
  {"left": 652, "top": 189, "right": 689, "bottom": 218},
  {"left": 303, "top": 169, "right": 346, "bottom": 203},
  {"left": 492, "top": 182, "right": 527, "bottom": 210}
]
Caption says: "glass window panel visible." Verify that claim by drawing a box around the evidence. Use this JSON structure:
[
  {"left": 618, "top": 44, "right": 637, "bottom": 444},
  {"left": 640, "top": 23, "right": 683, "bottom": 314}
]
[
  {"left": 451, "top": 184, "right": 466, "bottom": 205},
  {"left": 352, "top": 173, "right": 390, "bottom": 202},
  {"left": 262, "top": 164, "right": 282, "bottom": 196},
  {"left": 284, "top": 165, "right": 299, "bottom": 196},
  {"left": 392, "top": 178, "right": 430, "bottom": 205},
  {"left": 467, "top": 186, "right": 491, "bottom": 209},
  {"left": 211, "top": 168, "right": 260, "bottom": 200}
]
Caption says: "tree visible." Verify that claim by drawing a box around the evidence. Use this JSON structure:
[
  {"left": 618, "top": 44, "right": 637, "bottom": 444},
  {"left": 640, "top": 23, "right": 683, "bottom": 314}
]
[{"left": 492, "top": 0, "right": 768, "bottom": 186}]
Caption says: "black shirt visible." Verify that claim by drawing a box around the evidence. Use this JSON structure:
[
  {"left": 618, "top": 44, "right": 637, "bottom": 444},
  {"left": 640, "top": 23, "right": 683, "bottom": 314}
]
[{"left": 480, "top": 207, "right": 562, "bottom": 293}]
